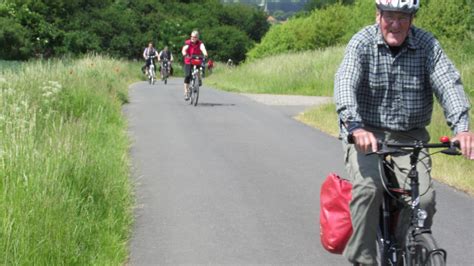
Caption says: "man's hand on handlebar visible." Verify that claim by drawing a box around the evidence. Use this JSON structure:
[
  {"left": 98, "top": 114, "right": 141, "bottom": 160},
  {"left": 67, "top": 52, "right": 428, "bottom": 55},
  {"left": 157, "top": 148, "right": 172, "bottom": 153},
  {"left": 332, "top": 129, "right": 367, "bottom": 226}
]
[
  {"left": 350, "top": 128, "right": 378, "bottom": 154},
  {"left": 452, "top": 131, "right": 474, "bottom": 159}
]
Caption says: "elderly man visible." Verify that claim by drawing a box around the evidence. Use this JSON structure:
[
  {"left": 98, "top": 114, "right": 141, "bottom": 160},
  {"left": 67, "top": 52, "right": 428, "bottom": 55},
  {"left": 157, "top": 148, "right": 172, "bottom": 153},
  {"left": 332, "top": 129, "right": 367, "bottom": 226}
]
[{"left": 334, "top": 0, "right": 473, "bottom": 265}]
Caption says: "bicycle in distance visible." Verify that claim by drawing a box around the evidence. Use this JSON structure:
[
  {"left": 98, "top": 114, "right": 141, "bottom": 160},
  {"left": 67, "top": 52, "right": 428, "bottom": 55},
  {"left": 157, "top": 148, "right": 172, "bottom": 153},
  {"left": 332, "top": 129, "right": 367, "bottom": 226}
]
[
  {"left": 160, "top": 58, "right": 170, "bottom": 85},
  {"left": 146, "top": 55, "right": 157, "bottom": 85},
  {"left": 349, "top": 135, "right": 461, "bottom": 266},
  {"left": 186, "top": 55, "right": 204, "bottom": 106}
]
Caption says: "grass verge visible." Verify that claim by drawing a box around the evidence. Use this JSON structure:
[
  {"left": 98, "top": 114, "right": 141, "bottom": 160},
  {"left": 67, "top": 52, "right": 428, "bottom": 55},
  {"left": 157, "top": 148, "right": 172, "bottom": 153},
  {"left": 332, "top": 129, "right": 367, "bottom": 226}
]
[
  {"left": 1, "top": 55, "right": 137, "bottom": 264},
  {"left": 206, "top": 47, "right": 345, "bottom": 96}
]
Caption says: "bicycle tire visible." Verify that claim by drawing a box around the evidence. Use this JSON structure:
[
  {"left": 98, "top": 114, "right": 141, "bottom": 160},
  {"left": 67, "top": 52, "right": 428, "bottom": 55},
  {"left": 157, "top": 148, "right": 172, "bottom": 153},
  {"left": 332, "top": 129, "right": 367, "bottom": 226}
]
[
  {"left": 405, "top": 232, "right": 446, "bottom": 266},
  {"left": 193, "top": 84, "right": 199, "bottom": 106},
  {"left": 376, "top": 233, "right": 402, "bottom": 266},
  {"left": 161, "top": 68, "right": 167, "bottom": 84},
  {"left": 376, "top": 230, "right": 387, "bottom": 266},
  {"left": 189, "top": 79, "right": 195, "bottom": 105}
]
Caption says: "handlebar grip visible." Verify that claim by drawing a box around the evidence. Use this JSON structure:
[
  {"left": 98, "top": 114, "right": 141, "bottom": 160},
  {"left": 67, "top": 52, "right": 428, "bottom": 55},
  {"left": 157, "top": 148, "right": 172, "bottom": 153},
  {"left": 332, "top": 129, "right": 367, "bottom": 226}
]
[
  {"left": 347, "top": 133, "right": 354, "bottom": 144},
  {"left": 452, "top": 140, "right": 460, "bottom": 149}
]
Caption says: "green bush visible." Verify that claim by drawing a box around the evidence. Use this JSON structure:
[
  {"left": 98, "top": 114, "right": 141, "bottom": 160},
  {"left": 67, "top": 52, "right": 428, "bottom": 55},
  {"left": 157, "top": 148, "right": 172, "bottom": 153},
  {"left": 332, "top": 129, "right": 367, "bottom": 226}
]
[
  {"left": 0, "top": 17, "right": 31, "bottom": 60},
  {"left": 205, "top": 25, "right": 252, "bottom": 62},
  {"left": 1, "top": 0, "right": 270, "bottom": 61},
  {"left": 218, "top": 3, "right": 270, "bottom": 42},
  {"left": 247, "top": 4, "right": 351, "bottom": 60},
  {"left": 248, "top": 0, "right": 473, "bottom": 59},
  {"left": 416, "top": 0, "right": 472, "bottom": 46},
  {"left": 246, "top": 24, "right": 297, "bottom": 60},
  {"left": 341, "top": 0, "right": 376, "bottom": 42}
]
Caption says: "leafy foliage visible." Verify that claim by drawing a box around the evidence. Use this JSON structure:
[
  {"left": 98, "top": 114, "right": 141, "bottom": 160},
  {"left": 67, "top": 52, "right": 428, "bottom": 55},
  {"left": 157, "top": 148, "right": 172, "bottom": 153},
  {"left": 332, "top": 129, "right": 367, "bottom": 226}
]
[
  {"left": 416, "top": 0, "right": 472, "bottom": 46},
  {"left": 248, "top": 3, "right": 351, "bottom": 60},
  {"left": 0, "top": 17, "right": 31, "bottom": 60},
  {"left": 304, "top": 0, "right": 354, "bottom": 11},
  {"left": 248, "top": 0, "right": 473, "bottom": 60},
  {"left": 0, "top": 0, "right": 270, "bottom": 62},
  {"left": 205, "top": 25, "right": 252, "bottom": 62}
]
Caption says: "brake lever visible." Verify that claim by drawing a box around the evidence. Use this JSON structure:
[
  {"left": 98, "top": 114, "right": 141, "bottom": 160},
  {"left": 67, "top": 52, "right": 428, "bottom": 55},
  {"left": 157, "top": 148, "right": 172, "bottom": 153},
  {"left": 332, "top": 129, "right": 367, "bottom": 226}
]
[{"left": 440, "top": 148, "right": 462, "bottom": 156}]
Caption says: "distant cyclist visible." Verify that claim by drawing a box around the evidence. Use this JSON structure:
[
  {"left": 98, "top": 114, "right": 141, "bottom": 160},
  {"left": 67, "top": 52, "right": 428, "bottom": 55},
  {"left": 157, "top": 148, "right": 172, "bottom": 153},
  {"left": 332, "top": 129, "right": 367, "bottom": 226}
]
[
  {"left": 334, "top": 0, "right": 473, "bottom": 265},
  {"left": 181, "top": 30, "right": 208, "bottom": 101},
  {"left": 158, "top": 46, "right": 174, "bottom": 79},
  {"left": 142, "top": 42, "right": 159, "bottom": 76},
  {"left": 207, "top": 58, "right": 214, "bottom": 74}
]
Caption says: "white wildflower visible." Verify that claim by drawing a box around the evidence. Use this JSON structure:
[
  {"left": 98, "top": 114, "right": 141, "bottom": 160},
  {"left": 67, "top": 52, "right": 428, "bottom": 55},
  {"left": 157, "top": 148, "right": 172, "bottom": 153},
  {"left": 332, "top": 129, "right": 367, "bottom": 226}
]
[
  {"left": 41, "top": 81, "right": 62, "bottom": 98},
  {"left": 42, "top": 91, "right": 53, "bottom": 97}
]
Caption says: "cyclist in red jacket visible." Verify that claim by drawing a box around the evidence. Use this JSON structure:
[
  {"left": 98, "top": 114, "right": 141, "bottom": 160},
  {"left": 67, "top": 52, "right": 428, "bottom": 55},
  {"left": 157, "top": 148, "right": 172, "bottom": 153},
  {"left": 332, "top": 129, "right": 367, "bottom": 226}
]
[{"left": 181, "top": 30, "right": 208, "bottom": 100}]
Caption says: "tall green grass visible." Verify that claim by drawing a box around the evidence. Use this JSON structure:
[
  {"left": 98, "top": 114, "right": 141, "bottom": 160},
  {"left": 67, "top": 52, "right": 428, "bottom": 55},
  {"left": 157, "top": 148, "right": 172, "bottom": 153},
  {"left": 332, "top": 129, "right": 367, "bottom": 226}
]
[
  {"left": 206, "top": 47, "right": 345, "bottom": 96},
  {"left": 1, "top": 55, "right": 136, "bottom": 264}
]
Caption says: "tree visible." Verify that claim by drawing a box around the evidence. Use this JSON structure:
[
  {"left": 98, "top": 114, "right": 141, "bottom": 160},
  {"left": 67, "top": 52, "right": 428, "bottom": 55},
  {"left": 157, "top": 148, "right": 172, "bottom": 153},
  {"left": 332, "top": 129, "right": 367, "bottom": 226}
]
[
  {"left": 204, "top": 25, "right": 252, "bottom": 63},
  {"left": 0, "top": 17, "right": 32, "bottom": 60},
  {"left": 219, "top": 3, "right": 269, "bottom": 42}
]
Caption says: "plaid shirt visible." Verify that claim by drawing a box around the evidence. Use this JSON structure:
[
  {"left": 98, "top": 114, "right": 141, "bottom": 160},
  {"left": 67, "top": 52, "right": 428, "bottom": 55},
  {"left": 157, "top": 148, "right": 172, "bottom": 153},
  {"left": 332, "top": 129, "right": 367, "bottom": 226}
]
[{"left": 335, "top": 24, "right": 470, "bottom": 137}]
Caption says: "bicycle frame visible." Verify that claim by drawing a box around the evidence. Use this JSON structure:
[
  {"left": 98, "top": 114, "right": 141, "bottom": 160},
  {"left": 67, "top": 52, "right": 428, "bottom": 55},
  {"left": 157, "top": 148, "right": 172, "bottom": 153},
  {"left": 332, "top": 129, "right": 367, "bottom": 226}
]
[
  {"left": 375, "top": 140, "right": 459, "bottom": 265},
  {"left": 147, "top": 55, "right": 156, "bottom": 84},
  {"left": 189, "top": 64, "right": 201, "bottom": 106},
  {"left": 161, "top": 60, "right": 169, "bottom": 76},
  {"left": 187, "top": 55, "right": 203, "bottom": 106}
]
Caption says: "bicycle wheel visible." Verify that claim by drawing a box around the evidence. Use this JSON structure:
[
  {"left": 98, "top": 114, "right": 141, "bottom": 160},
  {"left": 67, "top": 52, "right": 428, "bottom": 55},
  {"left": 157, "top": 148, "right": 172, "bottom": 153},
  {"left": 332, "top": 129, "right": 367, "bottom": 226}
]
[
  {"left": 189, "top": 79, "right": 195, "bottom": 105},
  {"left": 376, "top": 230, "right": 387, "bottom": 266},
  {"left": 193, "top": 83, "right": 199, "bottom": 106},
  {"left": 376, "top": 232, "right": 400, "bottom": 266},
  {"left": 405, "top": 232, "right": 446, "bottom": 266},
  {"left": 161, "top": 68, "right": 166, "bottom": 84}
]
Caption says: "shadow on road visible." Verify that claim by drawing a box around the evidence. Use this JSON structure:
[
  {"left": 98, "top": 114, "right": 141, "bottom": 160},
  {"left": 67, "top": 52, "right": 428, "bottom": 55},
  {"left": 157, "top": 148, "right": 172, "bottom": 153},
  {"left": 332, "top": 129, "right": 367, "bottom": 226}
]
[{"left": 196, "top": 103, "right": 236, "bottom": 107}]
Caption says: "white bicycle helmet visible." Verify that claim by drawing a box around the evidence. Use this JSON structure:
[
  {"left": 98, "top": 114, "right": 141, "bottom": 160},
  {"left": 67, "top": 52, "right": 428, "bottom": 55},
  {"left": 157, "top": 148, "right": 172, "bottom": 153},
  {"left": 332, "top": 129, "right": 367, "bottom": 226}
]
[{"left": 376, "top": 0, "right": 420, "bottom": 14}]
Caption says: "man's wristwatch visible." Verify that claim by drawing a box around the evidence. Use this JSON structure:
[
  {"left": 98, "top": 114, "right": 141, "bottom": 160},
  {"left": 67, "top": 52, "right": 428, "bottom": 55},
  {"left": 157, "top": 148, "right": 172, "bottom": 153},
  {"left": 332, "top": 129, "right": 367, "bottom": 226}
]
[
  {"left": 345, "top": 122, "right": 363, "bottom": 144},
  {"left": 346, "top": 121, "right": 363, "bottom": 134}
]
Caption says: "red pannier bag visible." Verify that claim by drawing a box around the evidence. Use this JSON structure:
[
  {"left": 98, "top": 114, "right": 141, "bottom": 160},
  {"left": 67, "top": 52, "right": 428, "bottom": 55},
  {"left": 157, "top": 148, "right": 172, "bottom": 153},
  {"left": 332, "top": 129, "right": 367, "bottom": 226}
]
[{"left": 320, "top": 173, "right": 353, "bottom": 254}]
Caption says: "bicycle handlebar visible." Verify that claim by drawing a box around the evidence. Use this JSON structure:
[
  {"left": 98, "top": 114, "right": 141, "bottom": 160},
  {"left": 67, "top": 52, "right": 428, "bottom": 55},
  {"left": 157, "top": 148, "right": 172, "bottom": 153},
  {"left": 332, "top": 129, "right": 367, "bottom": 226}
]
[
  {"left": 381, "top": 141, "right": 460, "bottom": 149},
  {"left": 347, "top": 133, "right": 461, "bottom": 156}
]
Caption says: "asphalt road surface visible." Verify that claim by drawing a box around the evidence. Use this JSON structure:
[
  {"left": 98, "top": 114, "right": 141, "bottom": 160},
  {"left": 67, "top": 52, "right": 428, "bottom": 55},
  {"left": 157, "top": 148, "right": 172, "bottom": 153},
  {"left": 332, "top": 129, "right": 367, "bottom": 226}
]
[{"left": 125, "top": 78, "right": 474, "bottom": 265}]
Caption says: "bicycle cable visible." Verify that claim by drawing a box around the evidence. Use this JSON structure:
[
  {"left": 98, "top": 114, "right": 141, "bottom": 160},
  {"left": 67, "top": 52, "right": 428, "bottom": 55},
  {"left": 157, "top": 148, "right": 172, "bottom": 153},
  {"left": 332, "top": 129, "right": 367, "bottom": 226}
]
[{"left": 382, "top": 147, "right": 447, "bottom": 202}]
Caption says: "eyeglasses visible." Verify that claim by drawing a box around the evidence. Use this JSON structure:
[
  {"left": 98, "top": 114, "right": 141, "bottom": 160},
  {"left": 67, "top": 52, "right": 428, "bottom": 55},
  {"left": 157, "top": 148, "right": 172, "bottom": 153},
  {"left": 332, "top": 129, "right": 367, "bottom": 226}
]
[{"left": 382, "top": 13, "right": 412, "bottom": 24}]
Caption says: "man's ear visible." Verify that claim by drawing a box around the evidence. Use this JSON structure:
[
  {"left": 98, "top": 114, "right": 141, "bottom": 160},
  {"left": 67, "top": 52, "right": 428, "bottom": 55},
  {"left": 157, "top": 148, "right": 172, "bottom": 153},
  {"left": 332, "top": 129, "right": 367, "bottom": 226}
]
[{"left": 376, "top": 10, "right": 381, "bottom": 24}]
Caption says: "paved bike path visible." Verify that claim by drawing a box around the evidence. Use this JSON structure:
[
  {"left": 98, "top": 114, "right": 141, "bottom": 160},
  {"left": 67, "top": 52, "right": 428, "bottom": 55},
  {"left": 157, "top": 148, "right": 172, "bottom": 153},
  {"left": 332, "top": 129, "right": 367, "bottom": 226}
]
[{"left": 125, "top": 78, "right": 473, "bottom": 265}]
